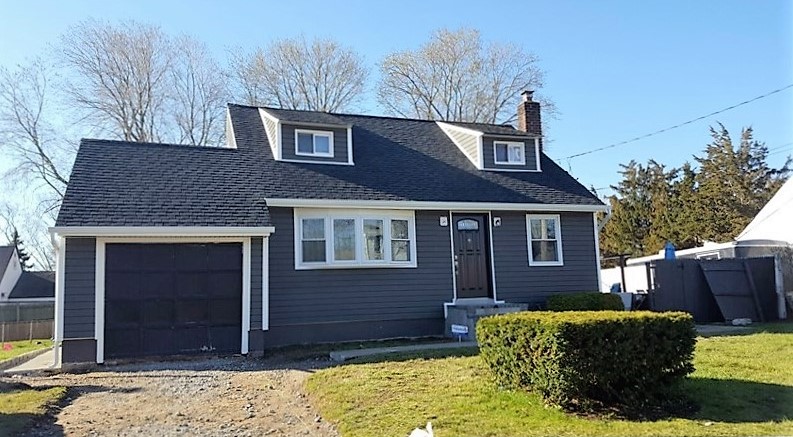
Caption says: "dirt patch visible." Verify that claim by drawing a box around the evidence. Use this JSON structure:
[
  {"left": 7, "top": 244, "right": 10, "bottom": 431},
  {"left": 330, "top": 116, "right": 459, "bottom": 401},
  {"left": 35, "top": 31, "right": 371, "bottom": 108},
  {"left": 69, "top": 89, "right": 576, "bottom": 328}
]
[{"left": 9, "top": 356, "right": 339, "bottom": 437}]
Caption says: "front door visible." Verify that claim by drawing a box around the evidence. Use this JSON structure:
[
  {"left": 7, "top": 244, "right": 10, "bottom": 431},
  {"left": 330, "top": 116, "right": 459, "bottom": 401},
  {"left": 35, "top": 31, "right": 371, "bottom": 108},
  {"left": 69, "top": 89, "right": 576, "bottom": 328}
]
[{"left": 452, "top": 214, "right": 492, "bottom": 299}]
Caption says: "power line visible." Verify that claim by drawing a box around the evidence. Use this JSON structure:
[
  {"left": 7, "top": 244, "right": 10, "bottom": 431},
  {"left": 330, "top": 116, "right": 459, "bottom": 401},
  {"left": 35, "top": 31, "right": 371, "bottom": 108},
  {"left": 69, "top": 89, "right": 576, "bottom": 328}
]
[{"left": 560, "top": 84, "right": 793, "bottom": 161}]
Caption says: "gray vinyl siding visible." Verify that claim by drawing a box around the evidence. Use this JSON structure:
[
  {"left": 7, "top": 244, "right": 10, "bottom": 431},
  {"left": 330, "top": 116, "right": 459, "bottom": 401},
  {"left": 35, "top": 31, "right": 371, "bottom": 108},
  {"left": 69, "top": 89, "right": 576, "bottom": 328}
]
[
  {"left": 482, "top": 137, "right": 539, "bottom": 171},
  {"left": 250, "top": 237, "right": 262, "bottom": 329},
  {"left": 440, "top": 124, "right": 480, "bottom": 164},
  {"left": 63, "top": 237, "right": 96, "bottom": 338},
  {"left": 492, "top": 211, "right": 598, "bottom": 307},
  {"left": 280, "top": 123, "right": 349, "bottom": 164},
  {"left": 267, "top": 207, "right": 453, "bottom": 326}
]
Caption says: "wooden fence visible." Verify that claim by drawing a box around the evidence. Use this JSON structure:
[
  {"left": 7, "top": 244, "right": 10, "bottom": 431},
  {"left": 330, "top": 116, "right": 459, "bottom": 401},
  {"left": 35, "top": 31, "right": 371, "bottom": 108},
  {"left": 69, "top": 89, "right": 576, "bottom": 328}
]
[{"left": 0, "top": 320, "right": 54, "bottom": 342}]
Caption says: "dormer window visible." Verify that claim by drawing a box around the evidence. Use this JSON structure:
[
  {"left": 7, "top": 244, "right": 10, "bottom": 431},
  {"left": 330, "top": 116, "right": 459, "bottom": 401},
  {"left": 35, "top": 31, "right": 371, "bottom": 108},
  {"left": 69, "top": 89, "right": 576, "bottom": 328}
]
[
  {"left": 296, "top": 129, "right": 334, "bottom": 157},
  {"left": 494, "top": 141, "right": 525, "bottom": 165}
]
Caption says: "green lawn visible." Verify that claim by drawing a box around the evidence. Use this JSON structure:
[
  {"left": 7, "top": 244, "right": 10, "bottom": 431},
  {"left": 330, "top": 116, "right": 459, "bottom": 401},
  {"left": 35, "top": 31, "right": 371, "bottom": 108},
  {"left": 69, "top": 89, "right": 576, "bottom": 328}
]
[
  {"left": 0, "top": 339, "right": 52, "bottom": 363},
  {"left": 306, "top": 323, "right": 793, "bottom": 437},
  {"left": 0, "top": 384, "right": 65, "bottom": 437}
]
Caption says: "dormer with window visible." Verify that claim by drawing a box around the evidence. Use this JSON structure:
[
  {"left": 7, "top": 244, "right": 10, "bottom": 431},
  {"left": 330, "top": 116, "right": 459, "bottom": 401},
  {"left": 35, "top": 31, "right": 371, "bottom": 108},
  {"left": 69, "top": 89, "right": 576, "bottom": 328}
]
[
  {"left": 259, "top": 107, "right": 354, "bottom": 165},
  {"left": 437, "top": 122, "right": 541, "bottom": 172},
  {"left": 437, "top": 90, "right": 544, "bottom": 172}
]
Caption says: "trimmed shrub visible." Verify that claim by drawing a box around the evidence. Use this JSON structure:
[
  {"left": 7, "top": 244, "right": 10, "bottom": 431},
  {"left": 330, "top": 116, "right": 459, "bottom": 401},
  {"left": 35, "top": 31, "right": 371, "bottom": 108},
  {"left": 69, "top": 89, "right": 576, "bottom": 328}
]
[
  {"left": 477, "top": 311, "right": 696, "bottom": 413},
  {"left": 546, "top": 292, "right": 625, "bottom": 311}
]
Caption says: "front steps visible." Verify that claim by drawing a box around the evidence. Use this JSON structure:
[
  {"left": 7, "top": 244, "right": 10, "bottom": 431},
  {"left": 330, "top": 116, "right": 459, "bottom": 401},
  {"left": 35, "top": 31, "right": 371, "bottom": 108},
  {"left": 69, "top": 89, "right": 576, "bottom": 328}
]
[{"left": 444, "top": 300, "right": 528, "bottom": 341}]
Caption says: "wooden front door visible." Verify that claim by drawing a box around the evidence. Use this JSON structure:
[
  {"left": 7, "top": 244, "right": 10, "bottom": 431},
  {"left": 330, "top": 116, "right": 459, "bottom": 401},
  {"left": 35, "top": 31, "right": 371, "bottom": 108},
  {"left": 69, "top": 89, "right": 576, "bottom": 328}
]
[{"left": 452, "top": 214, "right": 492, "bottom": 299}]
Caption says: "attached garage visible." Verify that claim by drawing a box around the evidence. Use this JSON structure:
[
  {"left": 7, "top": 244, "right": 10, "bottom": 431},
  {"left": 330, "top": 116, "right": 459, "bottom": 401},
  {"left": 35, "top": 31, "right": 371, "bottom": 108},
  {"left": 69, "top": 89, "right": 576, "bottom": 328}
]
[{"left": 103, "top": 243, "right": 243, "bottom": 359}]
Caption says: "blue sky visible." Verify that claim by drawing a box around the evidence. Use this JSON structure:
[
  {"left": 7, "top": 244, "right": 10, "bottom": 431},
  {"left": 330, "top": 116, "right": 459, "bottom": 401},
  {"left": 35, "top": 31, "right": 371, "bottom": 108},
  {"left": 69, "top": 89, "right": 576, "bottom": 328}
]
[{"left": 1, "top": 0, "right": 791, "bottom": 196}]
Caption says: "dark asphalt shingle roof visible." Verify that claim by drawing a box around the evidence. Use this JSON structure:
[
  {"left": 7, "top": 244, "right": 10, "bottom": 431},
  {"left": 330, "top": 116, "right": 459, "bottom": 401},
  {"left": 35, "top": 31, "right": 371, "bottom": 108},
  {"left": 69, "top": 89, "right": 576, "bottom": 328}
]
[
  {"left": 262, "top": 107, "right": 351, "bottom": 126},
  {"left": 0, "top": 246, "right": 14, "bottom": 281},
  {"left": 56, "top": 104, "right": 602, "bottom": 227},
  {"left": 445, "top": 121, "right": 539, "bottom": 137},
  {"left": 9, "top": 271, "right": 55, "bottom": 299},
  {"left": 231, "top": 105, "right": 602, "bottom": 205},
  {"left": 56, "top": 141, "right": 270, "bottom": 227}
]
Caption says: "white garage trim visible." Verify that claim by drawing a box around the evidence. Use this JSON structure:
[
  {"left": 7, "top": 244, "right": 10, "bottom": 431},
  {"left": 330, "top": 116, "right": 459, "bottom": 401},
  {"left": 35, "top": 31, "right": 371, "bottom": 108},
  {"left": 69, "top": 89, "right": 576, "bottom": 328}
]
[
  {"left": 93, "top": 237, "right": 254, "bottom": 364},
  {"left": 51, "top": 226, "right": 275, "bottom": 238},
  {"left": 53, "top": 236, "right": 66, "bottom": 368},
  {"left": 262, "top": 237, "right": 270, "bottom": 331},
  {"left": 241, "top": 239, "right": 251, "bottom": 354}
]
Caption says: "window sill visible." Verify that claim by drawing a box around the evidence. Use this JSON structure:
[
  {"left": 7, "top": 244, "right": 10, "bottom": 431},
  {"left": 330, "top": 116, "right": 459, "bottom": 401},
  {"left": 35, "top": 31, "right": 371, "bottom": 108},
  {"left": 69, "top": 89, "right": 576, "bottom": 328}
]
[
  {"left": 528, "top": 261, "right": 564, "bottom": 267},
  {"left": 295, "top": 152, "right": 334, "bottom": 158},
  {"left": 295, "top": 262, "right": 417, "bottom": 270}
]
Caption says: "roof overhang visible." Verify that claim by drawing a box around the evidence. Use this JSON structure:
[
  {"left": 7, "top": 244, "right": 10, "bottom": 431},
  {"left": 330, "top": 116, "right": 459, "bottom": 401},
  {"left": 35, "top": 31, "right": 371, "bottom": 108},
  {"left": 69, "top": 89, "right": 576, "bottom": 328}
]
[
  {"left": 49, "top": 226, "right": 276, "bottom": 238},
  {"left": 265, "top": 198, "right": 608, "bottom": 212}
]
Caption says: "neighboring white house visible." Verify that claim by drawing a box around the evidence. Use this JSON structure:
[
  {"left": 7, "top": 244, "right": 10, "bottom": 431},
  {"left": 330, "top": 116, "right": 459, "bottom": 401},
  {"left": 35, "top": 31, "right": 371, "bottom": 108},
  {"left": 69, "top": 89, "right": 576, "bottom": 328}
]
[
  {"left": 737, "top": 177, "right": 793, "bottom": 244},
  {"left": 600, "top": 178, "right": 793, "bottom": 293},
  {"left": 0, "top": 246, "right": 22, "bottom": 301},
  {"left": 0, "top": 246, "right": 55, "bottom": 302}
]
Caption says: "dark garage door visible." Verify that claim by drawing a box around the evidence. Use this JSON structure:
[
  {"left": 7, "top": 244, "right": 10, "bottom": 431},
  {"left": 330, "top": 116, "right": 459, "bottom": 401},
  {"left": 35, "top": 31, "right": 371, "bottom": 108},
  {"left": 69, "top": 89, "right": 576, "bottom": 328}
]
[{"left": 105, "top": 243, "right": 242, "bottom": 359}]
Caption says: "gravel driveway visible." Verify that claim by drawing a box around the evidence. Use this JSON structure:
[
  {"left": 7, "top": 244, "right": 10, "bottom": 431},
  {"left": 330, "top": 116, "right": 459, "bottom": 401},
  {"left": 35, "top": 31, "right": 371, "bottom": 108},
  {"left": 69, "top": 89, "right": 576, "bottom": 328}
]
[{"left": 13, "top": 356, "right": 340, "bottom": 437}]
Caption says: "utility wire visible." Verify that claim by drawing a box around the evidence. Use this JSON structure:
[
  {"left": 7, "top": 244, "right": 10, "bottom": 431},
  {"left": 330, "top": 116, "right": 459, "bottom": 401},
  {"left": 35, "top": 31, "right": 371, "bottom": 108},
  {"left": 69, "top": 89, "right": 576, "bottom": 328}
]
[{"left": 560, "top": 84, "right": 793, "bottom": 161}]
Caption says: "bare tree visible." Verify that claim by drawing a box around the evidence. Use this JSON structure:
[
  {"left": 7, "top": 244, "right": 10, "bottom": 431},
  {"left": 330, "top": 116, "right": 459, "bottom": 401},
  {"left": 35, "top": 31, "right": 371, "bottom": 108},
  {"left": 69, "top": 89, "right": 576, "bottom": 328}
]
[
  {"left": 171, "top": 36, "right": 229, "bottom": 146},
  {"left": 229, "top": 36, "right": 368, "bottom": 112},
  {"left": 59, "top": 19, "right": 172, "bottom": 143},
  {"left": 378, "top": 28, "right": 554, "bottom": 124},
  {"left": 58, "top": 20, "right": 229, "bottom": 146},
  {"left": 0, "top": 59, "right": 70, "bottom": 204}
]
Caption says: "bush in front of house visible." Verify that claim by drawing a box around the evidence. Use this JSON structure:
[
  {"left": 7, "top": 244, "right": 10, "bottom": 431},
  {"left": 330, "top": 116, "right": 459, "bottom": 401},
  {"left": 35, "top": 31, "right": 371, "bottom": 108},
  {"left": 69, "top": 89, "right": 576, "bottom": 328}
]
[
  {"left": 546, "top": 292, "right": 625, "bottom": 311},
  {"left": 476, "top": 310, "right": 696, "bottom": 415}
]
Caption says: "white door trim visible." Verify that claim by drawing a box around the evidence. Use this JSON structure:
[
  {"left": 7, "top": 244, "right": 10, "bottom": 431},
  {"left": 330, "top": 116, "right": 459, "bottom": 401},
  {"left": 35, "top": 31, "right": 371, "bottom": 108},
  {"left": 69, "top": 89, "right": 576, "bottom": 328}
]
[
  {"left": 94, "top": 237, "right": 253, "bottom": 364},
  {"left": 444, "top": 211, "right": 502, "bottom": 317}
]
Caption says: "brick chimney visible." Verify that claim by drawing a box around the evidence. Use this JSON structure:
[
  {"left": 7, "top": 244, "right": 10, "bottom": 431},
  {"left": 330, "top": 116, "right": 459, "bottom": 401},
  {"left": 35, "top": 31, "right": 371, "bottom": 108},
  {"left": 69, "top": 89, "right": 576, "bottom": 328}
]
[{"left": 517, "top": 90, "right": 541, "bottom": 136}]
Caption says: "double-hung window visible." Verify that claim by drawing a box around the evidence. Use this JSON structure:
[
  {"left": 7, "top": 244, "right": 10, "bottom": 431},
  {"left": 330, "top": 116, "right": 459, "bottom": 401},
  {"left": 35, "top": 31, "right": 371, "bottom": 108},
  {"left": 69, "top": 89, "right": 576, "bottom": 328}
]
[
  {"left": 494, "top": 141, "right": 526, "bottom": 165},
  {"left": 527, "top": 214, "right": 563, "bottom": 266},
  {"left": 295, "top": 129, "right": 334, "bottom": 157},
  {"left": 296, "top": 209, "right": 416, "bottom": 269}
]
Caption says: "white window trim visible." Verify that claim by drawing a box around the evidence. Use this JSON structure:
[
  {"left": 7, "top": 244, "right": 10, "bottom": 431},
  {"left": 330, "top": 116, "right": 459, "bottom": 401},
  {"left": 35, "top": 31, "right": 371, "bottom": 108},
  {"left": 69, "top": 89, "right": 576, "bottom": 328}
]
[
  {"left": 294, "top": 208, "right": 417, "bottom": 270},
  {"left": 493, "top": 141, "right": 526, "bottom": 165},
  {"left": 527, "top": 214, "right": 564, "bottom": 266},
  {"left": 295, "top": 129, "right": 334, "bottom": 158}
]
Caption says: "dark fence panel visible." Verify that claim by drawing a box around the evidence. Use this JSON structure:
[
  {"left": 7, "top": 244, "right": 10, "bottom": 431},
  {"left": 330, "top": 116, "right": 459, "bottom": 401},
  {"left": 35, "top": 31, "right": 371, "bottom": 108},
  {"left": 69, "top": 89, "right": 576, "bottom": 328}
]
[
  {"left": 652, "top": 260, "right": 723, "bottom": 322},
  {"left": 0, "top": 302, "right": 55, "bottom": 322}
]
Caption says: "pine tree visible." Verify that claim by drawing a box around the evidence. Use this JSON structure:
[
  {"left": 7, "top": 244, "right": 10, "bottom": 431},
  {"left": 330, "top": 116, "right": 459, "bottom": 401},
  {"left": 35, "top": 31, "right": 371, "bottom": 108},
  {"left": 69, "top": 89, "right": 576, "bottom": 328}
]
[
  {"left": 600, "top": 161, "right": 656, "bottom": 259},
  {"left": 694, "top": 125, "right": 790, "bottom": 242},
  {"left": 10, "top": 229, "right": 33, "bottom": 271},
  {"left": 668, "top": 163, "right": 700, "bottom": 249}
]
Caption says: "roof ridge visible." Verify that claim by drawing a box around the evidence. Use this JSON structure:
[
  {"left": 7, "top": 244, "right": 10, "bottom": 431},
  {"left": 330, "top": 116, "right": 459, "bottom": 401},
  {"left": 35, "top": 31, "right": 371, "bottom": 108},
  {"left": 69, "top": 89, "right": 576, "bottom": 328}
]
[
  {"left": 228, "top": 103, "right": 519, "bottom": 129},
  {"left": 80, "top": 138, "right": 236, "bottom": 151}
]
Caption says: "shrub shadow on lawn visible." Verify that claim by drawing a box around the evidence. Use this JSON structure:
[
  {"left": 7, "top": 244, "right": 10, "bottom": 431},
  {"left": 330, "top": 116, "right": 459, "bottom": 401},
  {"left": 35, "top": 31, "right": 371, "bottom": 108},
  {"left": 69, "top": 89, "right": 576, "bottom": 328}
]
[{"left": 685, "top": 376, "right": 793, "bottom": 423}]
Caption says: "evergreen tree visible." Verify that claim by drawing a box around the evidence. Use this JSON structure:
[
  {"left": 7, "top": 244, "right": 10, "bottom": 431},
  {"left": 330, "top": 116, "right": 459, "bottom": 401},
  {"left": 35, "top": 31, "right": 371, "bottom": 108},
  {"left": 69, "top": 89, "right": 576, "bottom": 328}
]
[
  {"left": 668, "top": 163, "right": 700, "bottom": 249},
  {"left": 600, "top": 124, "right": 789, "bottom": 259},
  {"left": 600, "top": 161, "right": 657, "bottom": 259},
  {"left": 10, "top": 229, "right": 33, "bottom": 271},
  {"left": 694, "top": 125, "right": 790, "bottom": 242}
]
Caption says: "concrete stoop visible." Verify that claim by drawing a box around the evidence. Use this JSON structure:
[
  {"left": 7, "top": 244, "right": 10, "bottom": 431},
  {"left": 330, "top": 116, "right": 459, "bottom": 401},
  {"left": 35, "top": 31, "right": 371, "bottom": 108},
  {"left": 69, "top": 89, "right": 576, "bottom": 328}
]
[{"left": 444, "top": 300, "right": 528, "bottom": 341}]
